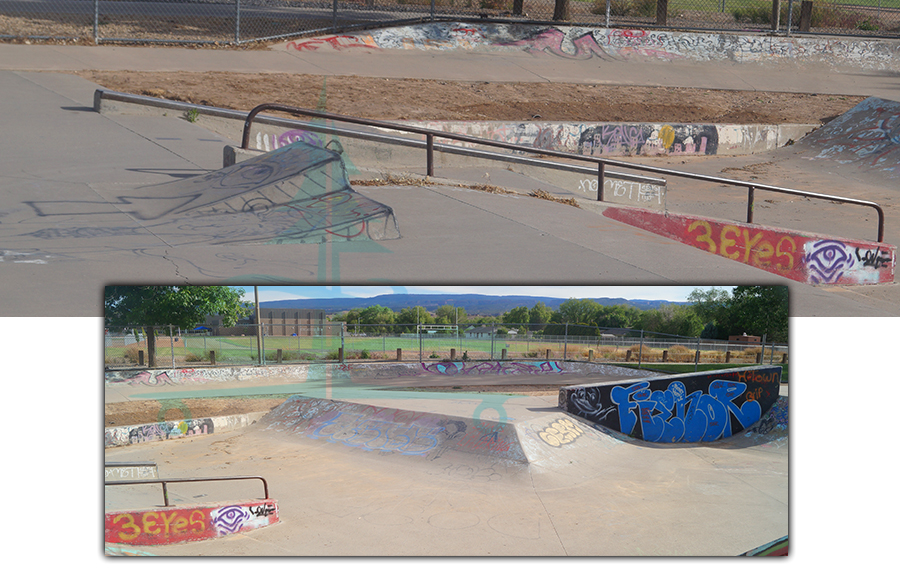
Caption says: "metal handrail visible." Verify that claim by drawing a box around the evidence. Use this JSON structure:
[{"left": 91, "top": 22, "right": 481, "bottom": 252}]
[
  {"left": 105, "top": 476, "right": 269, "bottom": 507},
  {"left": 241, "top": 103, "right": 885, "bottom": 242}
]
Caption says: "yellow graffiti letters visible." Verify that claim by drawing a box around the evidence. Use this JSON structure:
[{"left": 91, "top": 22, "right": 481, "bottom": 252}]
[
  {"left": 114, "top": 513, "right": 142, "bottom": 541},
  {"left": 688, "top": 220, "right": 716, "bottom": 253}
]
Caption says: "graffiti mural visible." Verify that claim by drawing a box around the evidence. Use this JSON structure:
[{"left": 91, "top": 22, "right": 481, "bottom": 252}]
[
  {"left": 286, "top": 23, "right": 899, "bottom": 71},
  {"left": 559, "top": 366, "right": 781, "bottom": 443},
  {"left": 602, "top": 207, "right": 895, "bottom": 285},
  {"left": 105, "top": 500, "right": 278, "bottom": 545},
  {"left": 800, "top": 97, "right": 900, "bottom": 180},
  {"left": 105, "top": 418, "right": 215, "bottom": 448}
]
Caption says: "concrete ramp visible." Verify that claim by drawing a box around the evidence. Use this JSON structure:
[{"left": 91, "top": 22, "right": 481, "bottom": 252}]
[
  {"left": 26, "top": 141, "right": 399, "bottom": 245},
  {"left": 798, "top": 97, "right": 900, "bottom": 182},
  {"left": 259, "top": 395, "right": 528, "bottom": 464}
]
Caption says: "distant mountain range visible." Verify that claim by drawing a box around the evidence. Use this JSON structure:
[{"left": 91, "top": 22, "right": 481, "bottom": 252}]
[{"left": 259, "top": 293, "right": 685, "bottom": 315}]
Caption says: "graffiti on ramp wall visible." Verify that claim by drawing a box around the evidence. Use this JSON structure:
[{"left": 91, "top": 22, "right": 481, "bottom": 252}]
[{"left": 559, "top": 366, "right": 782, "bottom": 443}]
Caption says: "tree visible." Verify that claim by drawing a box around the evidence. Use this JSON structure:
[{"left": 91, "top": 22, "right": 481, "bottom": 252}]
[
  {"left": 723, "top": 286, "right": 789, "bottom": 344},
  {"left": 528, "top": 302, "right": 553, "bottom": 332},
  {"left": 687, "top": 287, "right": 731, "bottom": 337},
  {"left": 105, "top": 286, "right": 250, "bottom": 367},
  {"left": 358, "top": 305, "right": 395, "bottom": 334},
  {"left": 502, "top": 306, "right": 530, "bottom": 327}
]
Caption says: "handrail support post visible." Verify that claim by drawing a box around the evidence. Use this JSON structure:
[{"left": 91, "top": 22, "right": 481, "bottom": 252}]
[
  {"left": 598, "top": 163, "right": 606, "bottom": 202},
  {"left": 426, "top": 133, "right": 434, "bottom": 177},
  {"left": 747, "top": 185, "right": 755, "bottom": 224}
]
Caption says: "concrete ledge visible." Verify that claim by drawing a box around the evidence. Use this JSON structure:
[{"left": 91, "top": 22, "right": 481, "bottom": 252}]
[
  {"left": 105, "top": 499, "right": 278, "bottom": 546},
  {"left": 602, "top": 205, "right": 895, "bottom": 286},
  {"left": 105, "top": 412, "right": 268, "bottom": 448}
]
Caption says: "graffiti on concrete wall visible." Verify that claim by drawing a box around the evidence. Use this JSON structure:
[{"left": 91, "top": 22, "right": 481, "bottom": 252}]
[
  {"left": 255, "top": 129, "right": 326, "bottom": 153},
  {"left": 105, "top": 500, "right": 278, "bottom": 545},
  {"left": 105, "top": 465, "right": 158, "bottom": 480},
  {"left": 105, "top": 418, "right": 214, "bottom": 448},
  {"left": 419, "top": 360, "right": 564, "bottom": 376},
  {"left": 339, "top": 360, "right": 658, "bottom": 380},
  {"left": 602, "top": 207, "right": 896, "bottom": 285},
  {"left": 578, "top": 124, "right": 719, "bottom": 157},
  {"left": 286, "top": 23, "right": 900, "bottom": 71},
  {"left": 560, "top": 366, "right": 781, "bottom": 443},
  {"left": 105, "top": 365, "right": 311, "bottom": 386}
]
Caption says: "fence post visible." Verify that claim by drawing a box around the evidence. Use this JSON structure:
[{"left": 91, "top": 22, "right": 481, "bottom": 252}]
[
  {"left": 169, "top": 325, "right": 175, "bottom": 369},
  {"left": 694, "top": 336, "right": 700, "bottom": 371},
  {"left": 799, "top": 1, "right": 813, "bottom": 32},
  {"left": 563, "top": 323, "right": 568, "bottom": 360},
  {"left": 501, "top": 348, "right": 507, "bottom": 360},
  {"left": 451, "top": 348, "right": 456, "bottom": 360},
  {"left": 210, "top": 350, "right": 216, "bottom": 365},
  {"left": 771, "top": 0, "right": 782, "bottom": 32},
  {"left": 338, "top": 347, "right": 344, "bottom": 363},
  {"left": 656, "top": 0, "right": 668, "bottom": 26},
  {"left": 588, "top": 349, "right": 594, "bottom": 362},
  {"left": 397, "top": 348, "right": 402, "bottom": 361},
  {"left": 139, "top": 350, "right": 144, "bottom": 366},
  {"left": 662, "top": 349, "right": 668, "bottom": 362},
  {"left": 426, "top": 133, "right": 434, "bottom": 176},
  {"left": 277, "top": 348, "right": 283, "bottom": 364},
  {"left": 638, "top": 329, "right": 644, "bottom": 369},
  {"left": 235, "top": 0, "right": 241, "bottom": 44},
  {"left": 625, "top": 349, "right": 632, "bottom": 362},
  {"left": 545, "top": 349, "right": 551, "bottom": 360},
  {"left": 513, "top": 0, "right": 524, "bottom": 15},
  {"left": 93, "top": 0, "right": 99, "bottom": 44},
  {"left": 332, "top": 0, "right": 338, "bottom": 32}
]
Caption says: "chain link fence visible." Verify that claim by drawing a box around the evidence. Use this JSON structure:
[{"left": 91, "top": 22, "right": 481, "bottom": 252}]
[
  {"left": 104, "top": 322, "right": 788, "bottom": 368},
  {"left": 2, "top": 0, "right": 897, "bottom": 44}
]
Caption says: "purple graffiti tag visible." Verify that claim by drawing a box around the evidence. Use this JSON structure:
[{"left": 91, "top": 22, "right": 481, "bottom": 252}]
[
  {"left": 211, "top": 506, "right": 251, "bottom": 536},
  {"left": 804, "top": 240, "right": 855, "bottom": 284}
]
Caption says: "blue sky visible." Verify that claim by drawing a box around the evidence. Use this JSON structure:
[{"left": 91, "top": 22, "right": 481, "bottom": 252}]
[{"left": 239, "top": 285, "right": 730, "bottom": 304}]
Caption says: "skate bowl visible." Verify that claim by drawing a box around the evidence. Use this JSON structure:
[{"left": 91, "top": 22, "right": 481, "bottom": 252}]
[
  {"left": 104, "top": 362, "right": 788, "bottom": 555},
  {"left": 559, "top": 365, "right": 782, "bottom": 443}
]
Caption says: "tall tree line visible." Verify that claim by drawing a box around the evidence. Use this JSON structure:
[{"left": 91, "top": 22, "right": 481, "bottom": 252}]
[{"left": 331, "top": 286, "right": 788, "bottom": 343}]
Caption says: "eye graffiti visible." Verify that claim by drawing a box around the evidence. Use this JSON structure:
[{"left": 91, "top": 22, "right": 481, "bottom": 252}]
[
  {"left": 210, "top": 506, "right": 252, "bottom": 536},
  {"left": 803, "top": 240, "right": 855, "bottom": 284}
]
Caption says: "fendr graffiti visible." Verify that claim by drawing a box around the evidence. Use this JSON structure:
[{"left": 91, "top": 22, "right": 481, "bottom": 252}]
[{"left": 560, "top": 366, "right": 781, "bottom": 443}]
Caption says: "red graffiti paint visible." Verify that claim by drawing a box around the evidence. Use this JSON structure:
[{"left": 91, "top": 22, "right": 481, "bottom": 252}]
[
  {"left": 602, "top": 207, "right": 894, "bottom": 285},
  {"left": 105, "top": 500, "right": 278, "bottom": 545}
]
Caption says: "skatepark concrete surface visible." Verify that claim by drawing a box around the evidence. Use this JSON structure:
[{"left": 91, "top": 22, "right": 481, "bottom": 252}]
[
  {"left": 1, "top": 29, "right": 900, "bottom": 317},
  {"left": 103, "top": 363, "right": 788, "bottom": 556}
]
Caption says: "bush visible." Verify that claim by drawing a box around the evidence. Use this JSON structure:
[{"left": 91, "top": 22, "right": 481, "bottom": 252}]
[
  {"left": 731, "top": 0, "right": 884, "bottom": 31},
  {"left": 183, "top": 351, "right": 207, "bottom": 363}
]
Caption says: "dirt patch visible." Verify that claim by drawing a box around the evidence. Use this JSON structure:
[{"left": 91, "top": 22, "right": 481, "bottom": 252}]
[
  {"left": 74, "top": 70, "right": 863, "bottom": 125},
  {"left": 105, "top": 397, "right": 289, "bottom": 427}
]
